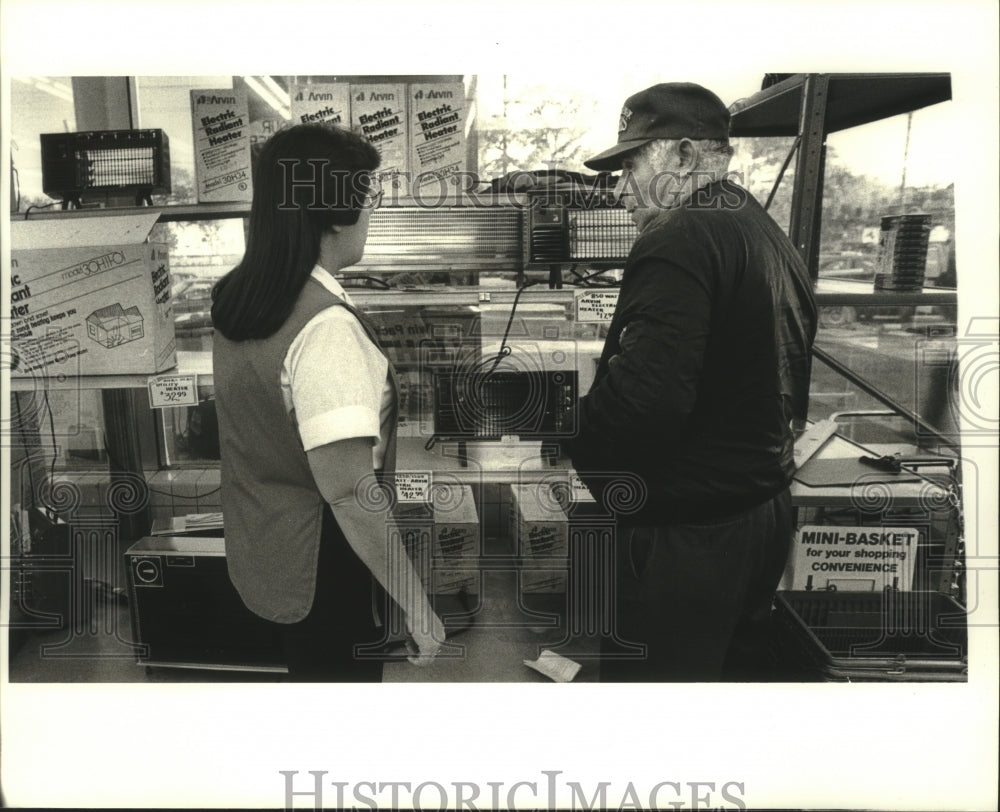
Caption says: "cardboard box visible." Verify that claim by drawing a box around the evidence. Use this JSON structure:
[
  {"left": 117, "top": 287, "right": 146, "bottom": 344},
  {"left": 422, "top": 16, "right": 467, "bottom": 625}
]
[
  {"left": 432, "top": 483, "right": 480, "bottom": 594},
  {"left": 408, "top": 82, "right": 468, "bottom": 194},
  {"left": 10, "top": 213, "right": 176, "bottom": 377},
  {"left": 290, "top": 82, "right": 351, "bottom": 128},
  {"left": 350, "top": 83, "right": 408, "bottom": 182},
  {"left": 191, "top": 89, "right": 253, "bottom": 203},
  {"left": 396, "top": 480, "right": 480, "bottom": 595},
  {"left": 510, "top": 484, "right": 569, "bottom": 593}
]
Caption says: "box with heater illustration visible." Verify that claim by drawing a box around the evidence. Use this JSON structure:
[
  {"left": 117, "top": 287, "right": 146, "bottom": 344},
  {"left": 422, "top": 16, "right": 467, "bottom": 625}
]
[
  {"left": 395, "top": 479, "right": 480, "bottom": 595},
  {"left": 10, "top": 213, "right": 175, "bottom": 377}
]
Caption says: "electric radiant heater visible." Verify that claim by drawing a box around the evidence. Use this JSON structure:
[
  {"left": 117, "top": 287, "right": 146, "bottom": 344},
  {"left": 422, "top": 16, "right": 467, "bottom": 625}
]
[
  {"left": 40, "top": 129, "right": 171, "bottom": 207},
  {"left": 524, "top": 182, "right": 638, "bottom": 267},
  {"left": 433, "top": 369, "right": 578, "bottom": 440}
]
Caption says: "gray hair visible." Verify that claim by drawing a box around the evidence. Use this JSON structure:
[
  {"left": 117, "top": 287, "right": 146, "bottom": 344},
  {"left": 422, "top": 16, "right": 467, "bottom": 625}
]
[{"left": 638, "top": 138, "right": 734, "bottom": 172}]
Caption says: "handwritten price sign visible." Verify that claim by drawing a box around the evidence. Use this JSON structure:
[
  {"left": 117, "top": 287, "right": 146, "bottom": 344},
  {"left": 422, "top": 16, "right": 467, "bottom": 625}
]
[
  {"left": 395, "top": 472, "right": 431, "bottom": 503},
  {"left": 575, "top": 289, "right": 619, "bottom": 323},
  {"left": 148, "top": 375, "right": 198, "bottom": 409}
]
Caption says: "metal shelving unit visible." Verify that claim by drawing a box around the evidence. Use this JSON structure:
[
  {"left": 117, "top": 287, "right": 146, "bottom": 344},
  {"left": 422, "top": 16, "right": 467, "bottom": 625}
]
[{"left": 729, "top": 72, "right": 952, "bottom": 282}]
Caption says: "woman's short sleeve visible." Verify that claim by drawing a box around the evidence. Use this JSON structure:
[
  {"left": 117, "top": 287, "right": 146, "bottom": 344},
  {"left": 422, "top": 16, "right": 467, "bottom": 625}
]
[{"left": 283, "top": 307, "right": 389, "bottom": 452}]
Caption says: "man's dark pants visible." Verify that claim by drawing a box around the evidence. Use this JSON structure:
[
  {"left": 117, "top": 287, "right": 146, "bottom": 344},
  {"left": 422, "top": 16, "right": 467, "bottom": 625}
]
[{"left": 599, "top": 488, "right": 793, "bottom": 682}]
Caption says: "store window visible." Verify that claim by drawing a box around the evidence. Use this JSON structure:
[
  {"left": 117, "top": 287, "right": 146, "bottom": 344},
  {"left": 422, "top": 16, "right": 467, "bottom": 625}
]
[
  {"left": 810, "top": 102, "right": 959, "bottom": 452},
  {"left": 10, "top": 73, "right": 964, "bottom": 467},
  {"left": 134, "top": 75, "right": 298, "bottom": 205},
  {"left": 818, "top": 105, "right": 955, "bottom": 289},
  {"left": 9, "top": 76, "right": 76, "bottom": 212},
  {"left": 729, "top": 136, "right": 798, "bottom": 236}
]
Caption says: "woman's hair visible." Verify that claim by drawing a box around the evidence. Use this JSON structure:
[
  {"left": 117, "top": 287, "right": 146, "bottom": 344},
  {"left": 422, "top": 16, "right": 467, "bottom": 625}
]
[{"left": 211, "top": 124, "right": 380, "bottom": 341}]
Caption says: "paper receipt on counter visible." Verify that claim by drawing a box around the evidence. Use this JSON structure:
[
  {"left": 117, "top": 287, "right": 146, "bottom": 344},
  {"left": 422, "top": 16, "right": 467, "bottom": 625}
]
[{"left": 523, "top": 650, "right": 582, "bottom": 682}]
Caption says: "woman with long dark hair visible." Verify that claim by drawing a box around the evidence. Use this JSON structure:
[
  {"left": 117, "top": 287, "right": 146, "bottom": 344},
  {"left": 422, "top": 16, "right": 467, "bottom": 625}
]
[{"left": 212, "top": 123, "right": 442, "bottom": 681}]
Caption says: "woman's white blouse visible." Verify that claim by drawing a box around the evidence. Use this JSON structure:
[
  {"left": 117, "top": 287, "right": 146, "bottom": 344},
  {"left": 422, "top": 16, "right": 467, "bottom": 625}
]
[{"left": 280, "top": 265, "right": 394, "bottom": 469}]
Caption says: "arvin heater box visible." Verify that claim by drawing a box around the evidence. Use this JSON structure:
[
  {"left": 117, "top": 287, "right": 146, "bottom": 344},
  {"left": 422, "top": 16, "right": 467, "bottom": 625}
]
[{"left": 125, "top": 535, "right": 286, "bottom": 673}]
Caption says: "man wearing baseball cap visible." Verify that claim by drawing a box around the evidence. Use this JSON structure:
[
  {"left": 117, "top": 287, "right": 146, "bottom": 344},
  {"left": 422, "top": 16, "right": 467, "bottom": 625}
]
[{"left": 563, "top": 82, "right": 817, "bottom": 681}]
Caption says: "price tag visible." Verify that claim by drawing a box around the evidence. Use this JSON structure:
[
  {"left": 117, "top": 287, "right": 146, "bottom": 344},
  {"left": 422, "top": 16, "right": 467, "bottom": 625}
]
[
  {"left": 395, "top": 472, "right": 431, "bottom": 503},
  {"left": 575, "top": 289, "right": 619, "bottom": 323},
  {"left": 148, "top": 375, "right": 198, "bottom": 409},
  {"left": 569, "top": 473, "right": 591, "bottom": 499}
]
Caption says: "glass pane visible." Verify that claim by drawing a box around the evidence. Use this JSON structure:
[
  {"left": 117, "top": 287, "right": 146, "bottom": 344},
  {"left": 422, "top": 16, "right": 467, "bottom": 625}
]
[
  {"left": 134, "top": 75, "right": 234, "bottom": 205},
  {"left": 158, "top": 385, "right": 219, "bottom": 466},
  {"left": 730, "top": 136, "right": 798, "bottom": 235},
  {"left": 820, "top": 104, "right": 955, "bottom": 291},
  {"left": 810, "top": 304, "right": 960, "bottom": 451},
  {"left": 9, "top": 76, "right": 76, "bottom": 212},
  {"left": 9, "top": 388, "right": 108, "bottom": 473},
  {"left": 155, "top": 218, "right": 244, "bottom": 351}
]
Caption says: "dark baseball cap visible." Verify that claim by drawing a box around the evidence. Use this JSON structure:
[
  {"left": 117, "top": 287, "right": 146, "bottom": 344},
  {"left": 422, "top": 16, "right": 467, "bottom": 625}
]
[{"left": 584, "top": 82, "right": 731, "bottom": 171}]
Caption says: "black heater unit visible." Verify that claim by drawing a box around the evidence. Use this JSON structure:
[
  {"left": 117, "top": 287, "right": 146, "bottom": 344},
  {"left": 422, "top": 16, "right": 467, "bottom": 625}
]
[
  {"left": 523, "top": 182, "right": 637, "bottom": 268},
  {"left": 125, "top": 535, "right": 286, "bottom": 673},
  {"left": 40, "top": 129, "right": 171, "bottom": 208},
  {"left": 434, "top": 369, "right": 577, "bottom": 438},
  {"left": 431, "top": 369, "right": 578, "bottom": 467}
]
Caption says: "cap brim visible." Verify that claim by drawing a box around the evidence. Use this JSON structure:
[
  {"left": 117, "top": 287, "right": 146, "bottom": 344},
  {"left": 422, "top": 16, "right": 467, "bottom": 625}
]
[{"left": 583, "top": 139, "right": 651, "bottom": 171}]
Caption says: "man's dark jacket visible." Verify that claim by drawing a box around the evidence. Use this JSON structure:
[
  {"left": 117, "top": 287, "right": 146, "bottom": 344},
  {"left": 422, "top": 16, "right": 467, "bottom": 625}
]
[{"left": 564, "top": 179, "right": 817, "bottom": 524}]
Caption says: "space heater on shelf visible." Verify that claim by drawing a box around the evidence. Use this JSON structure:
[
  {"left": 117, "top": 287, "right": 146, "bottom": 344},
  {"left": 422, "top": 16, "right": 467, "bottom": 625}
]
[
  {"left": 431, "top": 368, "right": 578, "bottom": 467},
  {"left": 433, "top": 369, "right": 578, "bottom": 441},
  {"left": 40, "top": 129, "right": 171, "bottom": 208},
  {"left": 524, "top": 183, "right": 637, "bottom": 268}
]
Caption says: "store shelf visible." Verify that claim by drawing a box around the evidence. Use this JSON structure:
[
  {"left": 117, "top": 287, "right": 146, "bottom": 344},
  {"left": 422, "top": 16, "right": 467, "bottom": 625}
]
[
  {"left": 13, "top": 194, "right": 530, "bottom": 224},
  {"left": 7, "top": 277, "right": 954, "bottom": 392},
  {"left": 15, "top": 201, "right": 252, "bottom": 223},
  {"left": 8, "top": 351, "right": 213, "bottom": 391},
  {"left": 729, "top": 73, "right": 952, "bottom": 137},
  {"left": 814, "top": 278, "right": 956, "bottom": 306},
  {"left": 789, "top": 432, "right": 953, "bottom": 507},
  {"left": 348, "top": 286, "right": 582, "bottom": 308}
]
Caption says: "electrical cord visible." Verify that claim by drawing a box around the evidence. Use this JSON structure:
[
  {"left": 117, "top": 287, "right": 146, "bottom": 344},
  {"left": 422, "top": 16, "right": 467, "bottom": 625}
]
[
  {"left": 424, "top": 279, "right": 544, "bottom": 450},
  {"left": 102, "top": 441, "right": 222, "bottom": 500},
  {"left": 12, "top": 390, "right": 64, "bottom": 514},
  {"left": 21, "top": 386, "right": 220, "bottom": 510},
  {"left": 479, "top": 279, "right": 543, "bottom": 376},
  {"left": 23, "top": 201, "right": 58, "bottom": 219},
  {"left": 575, "top": 266, "right": 621, "bottom": 286},
  {"left": 41, "top": 393, "right": 220, "bottom": 502},
  {"left": 342, "top": 275, "right": 391, "bottom": 290},
  {"left": 567, "top": 265, "right": 624, "bottom": 287},
  {"left": 42, "top": 391, "right": 59, "bottom": 485},
  {"left": 423, "top": 269, "right": 620, "bottom": 451},
  {"left": 13, "top": 392, "right": 39, "bottom": 511}
]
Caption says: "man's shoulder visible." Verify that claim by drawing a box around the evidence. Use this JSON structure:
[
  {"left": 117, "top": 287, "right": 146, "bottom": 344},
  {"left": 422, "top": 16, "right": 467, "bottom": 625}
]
[
  {"left": 629, "top": 208, "right": 688, "bottom": 254},
  {"left": 626, "top": 203, "right": 720, "bottom": 267}
]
